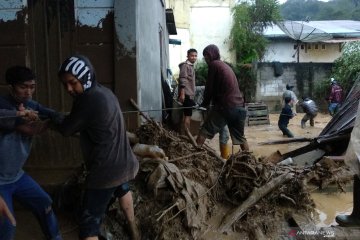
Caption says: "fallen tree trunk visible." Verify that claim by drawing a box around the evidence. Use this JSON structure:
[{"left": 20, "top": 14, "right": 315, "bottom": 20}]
[
  {"left": 218, "top": 172, "right": 294, "bottom": 232},
  {"left": 185, "top": 127, "right": 225, "bottom": 163},
  {"left": 258, "top": 137, "right": 312, "bottom": 145}
]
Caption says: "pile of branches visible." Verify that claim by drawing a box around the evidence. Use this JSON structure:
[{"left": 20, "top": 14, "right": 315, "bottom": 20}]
[{"left": 217, "top": 151, "right": 316, "bottom": 235}]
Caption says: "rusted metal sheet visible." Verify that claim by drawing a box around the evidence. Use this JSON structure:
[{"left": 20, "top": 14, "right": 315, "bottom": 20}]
[
  {"left": 25, "top": 0, "right": 82, "bottom": 169},
  {"left": 0, "top": 0, "right": 168, "bottom": 172},
  {"left": 114, "top": 0, "right": 138, "bottom": 130},
  {"left": 0, "top": 0, "right": 117, "bottom": 170},
  {"left": 76, "top": 10, "right": 114, "bottom": 85}
]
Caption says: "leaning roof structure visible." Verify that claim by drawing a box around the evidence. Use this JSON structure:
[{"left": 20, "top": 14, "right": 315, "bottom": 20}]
[{"left": 283, "top": 80, "right": 360, "bottom": 162}]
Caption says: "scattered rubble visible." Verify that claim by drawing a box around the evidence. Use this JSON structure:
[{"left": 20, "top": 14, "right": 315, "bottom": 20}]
[{"left": 98, "top": 122, "right": 354, "bottom": 239}]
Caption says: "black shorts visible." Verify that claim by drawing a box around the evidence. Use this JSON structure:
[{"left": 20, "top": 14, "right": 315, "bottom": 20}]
[{"left": 183, "top": 95, "right": 195, "bottom": 116}]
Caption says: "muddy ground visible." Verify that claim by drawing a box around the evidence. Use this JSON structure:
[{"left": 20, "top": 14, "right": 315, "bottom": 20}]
[
  {"left": 103, "top": 112, "right": 353, "bottom": 240},
  {"left": 15, "top": 113, "right": 355, "bottom": 240}
]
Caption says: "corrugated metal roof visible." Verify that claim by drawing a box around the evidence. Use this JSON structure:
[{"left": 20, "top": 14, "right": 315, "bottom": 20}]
[{"left": 264, "top": 20, "right": 360, "bottom": 39}]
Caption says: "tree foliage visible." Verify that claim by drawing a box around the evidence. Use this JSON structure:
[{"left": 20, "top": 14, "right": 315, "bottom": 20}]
[
  {"left": 231, "top": 0, "right": 282, "bottom": 63},
  {"left": 332, "top": 41, "right": 360, "bottom": 92},
  {"left": 313, "top": 42, "right": 360, "bottom": 103},
  {"left": 230, "top": 0, "right": 281, "bottom": 101},
  {"left": 281, "top": 0, "right": 360, "bottom": 21}
]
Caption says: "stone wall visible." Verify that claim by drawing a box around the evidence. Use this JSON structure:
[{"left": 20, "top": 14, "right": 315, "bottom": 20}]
[{"left": 256, "top": 62, "right": 333, "bottom": 112}]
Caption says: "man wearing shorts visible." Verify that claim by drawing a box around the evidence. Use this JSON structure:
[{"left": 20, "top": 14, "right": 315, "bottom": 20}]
[
  {"left": 178, "top": 48, "right": 197, "bottom": 133},
  {"left": 196, "top": 44, "right": 249, "bottom": 152}
]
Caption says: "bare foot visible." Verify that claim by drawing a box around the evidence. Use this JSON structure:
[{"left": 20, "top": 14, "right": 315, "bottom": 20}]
[{"left": 128, "top": 220, "right": 140, "bottom": 240}]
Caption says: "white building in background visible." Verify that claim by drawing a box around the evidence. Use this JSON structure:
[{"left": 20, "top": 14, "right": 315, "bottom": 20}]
[
  {"left": 263, "top": 20, "right": 360, "bottom": 63},
  {"left": 166, "top": 0, "right": 236, "bottom": 78}
]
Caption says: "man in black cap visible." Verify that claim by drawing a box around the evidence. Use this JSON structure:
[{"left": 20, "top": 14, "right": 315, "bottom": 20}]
[{"left": 282, "top": 84, "right": 298, "bottom": 114}]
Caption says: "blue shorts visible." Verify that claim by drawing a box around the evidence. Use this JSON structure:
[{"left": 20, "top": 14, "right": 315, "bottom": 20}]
[{"left": 78, "top": 183, "right": 130, "bottom": 239}]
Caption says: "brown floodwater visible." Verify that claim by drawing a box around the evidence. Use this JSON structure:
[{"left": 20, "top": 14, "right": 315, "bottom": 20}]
[
  {"left": 16, "top": 113, "right": 353, "bottom": 239},
  {"left": 312, "top": 191, "right": 353, "bottom": 227},
  {"left": 207, "top": 113, "right": 354, "bottom": 229}
]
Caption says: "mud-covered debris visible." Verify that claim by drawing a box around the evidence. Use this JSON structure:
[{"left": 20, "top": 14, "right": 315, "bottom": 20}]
[{"left": 83, "top": 122, "right": 349, "bottom": 239}]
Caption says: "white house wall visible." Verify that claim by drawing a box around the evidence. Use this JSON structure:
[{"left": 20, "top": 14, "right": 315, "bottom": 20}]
[
  {"left": 190, "top": 6, "right": 234, "bottom": 63},
  {"left": 137, "top": 0, "right": 168, "bottom": 121},
  {"left": 169, "top": 28, "right": 190, "bottom": 77},
  {"left": 263, "top": 40, "right": 342, "bottom": 63},
  {"left": 166, "top": 0, "right": 235, "bottom": 78}
]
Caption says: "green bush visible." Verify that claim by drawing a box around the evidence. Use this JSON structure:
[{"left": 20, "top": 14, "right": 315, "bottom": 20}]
[
  {"left": 194, "top": 61, "right": 208, "bottom": 86},
  {"left": 195, "top": 60, "right": 256, "bottom": 102},
  {"left": 332, "top": 41, "right": 360, "bottom": 94}
]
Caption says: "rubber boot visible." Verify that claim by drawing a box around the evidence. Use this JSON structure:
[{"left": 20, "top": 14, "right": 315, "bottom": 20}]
[
  {"left": 220, "top": 143, "right": 231, "bottom": 160},
  {"left": 336, "top": 175, "right": 360, "bottom": 227}
]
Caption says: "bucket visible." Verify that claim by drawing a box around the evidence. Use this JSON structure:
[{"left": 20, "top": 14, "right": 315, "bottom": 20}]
[{"left": 191, "top": 109, "right": 204, "bottom": 122}]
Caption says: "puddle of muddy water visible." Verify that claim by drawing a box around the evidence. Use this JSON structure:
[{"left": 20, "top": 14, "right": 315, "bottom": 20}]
[{"left": 311, "top": 191, "right": 353, "bottom": 227}]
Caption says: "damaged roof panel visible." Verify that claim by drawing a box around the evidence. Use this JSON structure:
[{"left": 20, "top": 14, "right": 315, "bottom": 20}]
[
  {"left": 0, "top": 0, "right": 25, "bottom": 22},
  {"left": 77, "top": 0, "right": 113, "bottom": 8},
  {"left": 77, "top": 8, "right": 113, "bottom": 28},
  {"left": 0, "top": 10, "right": 19, "bottom": 22},
  {"left": 0, "top": 0, "right": 25, "bottom": 9}
]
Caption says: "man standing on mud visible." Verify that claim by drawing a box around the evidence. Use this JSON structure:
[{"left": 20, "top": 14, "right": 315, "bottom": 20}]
[
  {"left": 56, "top": 55, "right": 140, "bottom": 240},
  {"left": 327, "top": 78, "right": 343, "bottom": 116},
  {"left": 300, "top": 96, "right": 318, "bottom": 128},
  {"left": 196, "top": 44, "right": 249, "bottom": 152},
  {"left": 282, "top": 84, "right": 298, "bottom": 114},
  {"left": 278, "top": 97, "right": 295, "bottom": 138},
  {"left": 178, "top": 48, "right": 197, "bottom": 133}
]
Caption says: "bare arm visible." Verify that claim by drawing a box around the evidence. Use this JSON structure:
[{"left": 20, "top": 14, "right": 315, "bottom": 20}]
[{"left": 0, "top": 196, "right": 16, "bottom": 226}]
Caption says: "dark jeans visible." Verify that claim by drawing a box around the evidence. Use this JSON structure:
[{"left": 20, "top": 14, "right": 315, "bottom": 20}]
[
  {"left": 0, "top": 173, "right": 61, "bottom": 240},
  {"left": 278, "top": 123, "right": 294, "bottom": 138},
  {"left": 328, "top": 103, "right": 340, "bottom": 116},
  {"left": 79, "top": 183, "right": 130, "bottom": 239}
]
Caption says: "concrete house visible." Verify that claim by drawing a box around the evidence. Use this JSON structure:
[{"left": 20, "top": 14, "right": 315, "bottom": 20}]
[
  {"left": 0, "top": 0, "right": 176, "bottom": 173},
  {"left": 256, "top": 20, "right": 360, "bottom": 111},
  {"left": 263, "top": 20, "right": 360, "bottom": 63}
]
